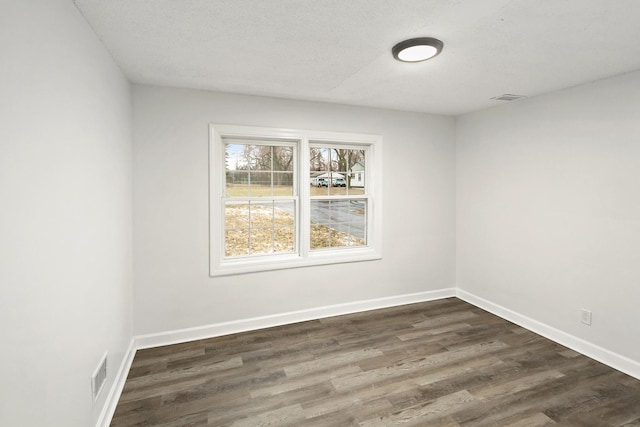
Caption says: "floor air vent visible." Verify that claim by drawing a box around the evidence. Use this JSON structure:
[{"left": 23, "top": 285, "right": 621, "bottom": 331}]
[
  {"left": 491, "top": 94, "right": 526, "bottom": 101},
  {"left": 92, "top": 352, "right": 107, "bottom": 402}
]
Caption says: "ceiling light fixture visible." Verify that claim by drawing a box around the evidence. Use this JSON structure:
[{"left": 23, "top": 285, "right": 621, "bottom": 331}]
[{"left": 392, "top": 37, "right": 444, "bottom": 62}]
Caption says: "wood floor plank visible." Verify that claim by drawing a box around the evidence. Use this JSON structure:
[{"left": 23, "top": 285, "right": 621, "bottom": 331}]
[
  {"left": 284, "top": 347, "right": 383, "bottom": 377},
  {"left": 492, "top": 411, "right": 556, "bottom": 427},
  {"left": 302, "top": 396, "right": 394, "bottom": 426},
  {"left": 250, "top": 365, "right": 362, "bottom": 399},
  {"left": 229, "top": 404, "right": 306, "bottom": 427},
  {"left": 359, "top": 390, "right": 479, "bottom": 426},
  {"left": 331, "top": 340, "right": 508, "bottom": 393},
  {"left": 471, "top": 370, "right": 566, "bottom": 400},
  {"left": 110, "top": 298, "right": 640, "bottom": 426}
]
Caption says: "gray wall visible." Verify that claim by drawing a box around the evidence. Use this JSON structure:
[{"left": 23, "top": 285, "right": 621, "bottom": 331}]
[
  {"left": 457, "top": 70, "right": 640, "bottom": 363},
  {"left": 0, "top": 1, "right": 133, "bottom": 425},
  {"left": 132, "top": 85, "right": 457, "bottom": 335}
]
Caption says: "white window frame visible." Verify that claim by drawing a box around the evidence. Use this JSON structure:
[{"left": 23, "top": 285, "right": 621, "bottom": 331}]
[{"left": 210, "top": 124, "right": 382, "bottom": 276}]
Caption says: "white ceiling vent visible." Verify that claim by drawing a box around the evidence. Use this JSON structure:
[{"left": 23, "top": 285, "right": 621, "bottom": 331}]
[{"left": 491, "top": 94, "right": 527, "bottom": 101}]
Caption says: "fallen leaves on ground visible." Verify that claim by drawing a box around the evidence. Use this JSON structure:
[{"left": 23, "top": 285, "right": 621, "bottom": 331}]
[{"left": 224, "top": 205, "right": 364, "bottom": 257}]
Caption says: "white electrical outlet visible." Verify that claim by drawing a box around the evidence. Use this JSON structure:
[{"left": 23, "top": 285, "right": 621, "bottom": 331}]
[{"left": 580, "top": 309, "right": 592, "bottom": 326}]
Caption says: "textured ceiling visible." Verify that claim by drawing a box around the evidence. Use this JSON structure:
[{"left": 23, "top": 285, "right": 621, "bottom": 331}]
[{"left": 74, "top": 0, "right": 640, "bottom": 116}]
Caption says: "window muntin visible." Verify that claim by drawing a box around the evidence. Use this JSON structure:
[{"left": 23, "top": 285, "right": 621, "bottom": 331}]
[{"left": 211, "top": 125, "right": 381, "bottom": 276}]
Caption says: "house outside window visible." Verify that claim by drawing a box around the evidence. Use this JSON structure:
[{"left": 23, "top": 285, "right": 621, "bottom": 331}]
[
  {"left": 350, "top": 162, "right": 365, "bottom": 189},
  {"left": 210, "top": 124, "right": 382, "bottom": 276}
]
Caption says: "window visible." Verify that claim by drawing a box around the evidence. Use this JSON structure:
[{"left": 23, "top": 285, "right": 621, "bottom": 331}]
[{"left": 210, "top": 124, "right": 382, "bottom": 276}]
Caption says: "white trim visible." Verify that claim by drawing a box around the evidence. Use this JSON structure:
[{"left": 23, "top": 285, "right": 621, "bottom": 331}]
[
  {"left": 134, "top": 289, "right": 455, "bottom": 350},
  {"left": 456, "top": 289, "right": 640, "bottom": 380},
  {"left": 211, "top": 249, "right": 382, "bottom": 277},
  {"left": 95, "top": 338, "right": 137, "bottom": 427}
]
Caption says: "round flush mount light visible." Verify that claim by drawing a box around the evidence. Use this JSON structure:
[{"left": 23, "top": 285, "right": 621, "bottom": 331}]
[{"left": 392, "top": 37, "right": 444, "bottom": 62}]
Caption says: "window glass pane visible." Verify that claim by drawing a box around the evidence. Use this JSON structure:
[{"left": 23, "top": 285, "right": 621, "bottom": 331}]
[
  {"left": 330, "top": 229, "right": 346, "bottom": 247},
  {"left": 310, "top": 147, "right": 329, "bottom": 172},
  {"left": 310, "top": 224, "right": 330, "bottom": 249},
  {"left": 249, "top": 171, "right": 272, "bottom": 196},
  {"left": 225, "top": 202, "right": 249, "bottom": 229},
  {"left": 273, "top": 146, "right": 294, "bottom": 171},
  {"left": 249, "top": 202, "right": 273, "bottom": 228},
  {"left": 348, "top": 187, "right": 365, "bottom": 196},
  {"left": 310, "top": 177, "right": 328, "bottom": 195},
  {"left": 272, "top": 202, "right": 295, "bottom": 253},
  {"left": 310, "top": 200, "right": 367, "bottom": 250},
  {"left": 247, "top": 144, "right": 271, "bottom": 171},
  {"left": 225, "top": 229, "right": 249, "bottom": 257},
  {"left": 273, "top": 202, "right": 295, "bottom": 227},
  {"left": 225, "top": 143, "right": 249, "bottom": 197},
  {"left": 310, "top": 147, "right": 329, "bottom": 196},
  {"left": 273, "top": 172, "right": 293, "bottom": 196},
  {"left": 347, "top": 149, "right": 366, "bottom": 195},
  {"left": 328, "top": 171, "right": 348, "bottom": 196},
  {"left": 328, "top": 148, "right": 339, "bottom": 172},
  {"left": 225, "top": 143, "right": 248, "bottom": 170},
  {"left": 250, "top": 228, "right": 273, "bottom": 254},
  {"left": 226, "top": 171, "right": 249, "bottom": 197},
  {"left": 272, "top": 201, "right": 295, "bottom": 253},
  {"left": 310, "top": 186, "right": 324, "bottom": 196},
  {"left": 224, "top": 202, "right": 249, "bottom": 257},
  {"left": 331, "top": 148, "right": 347, "bottom": 173},
  {"left": 273, "top": 227, "right": 295, "bottom": 253}
]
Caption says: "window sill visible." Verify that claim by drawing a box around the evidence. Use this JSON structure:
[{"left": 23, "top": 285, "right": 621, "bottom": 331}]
[{"left": 210, "top": 247, "right": 382, "bottom": 277}]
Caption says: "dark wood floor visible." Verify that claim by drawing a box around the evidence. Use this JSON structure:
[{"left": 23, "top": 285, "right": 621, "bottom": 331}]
[{"left": 111, "top": 298, "right": 640, "bottom": 426}]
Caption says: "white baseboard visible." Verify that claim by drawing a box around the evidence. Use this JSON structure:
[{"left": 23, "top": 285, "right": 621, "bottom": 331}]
[
  {"left": 96, "top": 338, "right": 137, "bottom": 427},
  {"left": 456, "top": 289, "right": 640, "bottom": 380},
  {"left": 134, "top": 288, "right": 457, "bottom": 350}
]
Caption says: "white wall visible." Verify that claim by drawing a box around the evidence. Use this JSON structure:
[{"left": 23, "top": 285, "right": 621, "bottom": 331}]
[
  {"left": 0, "top": 1, "right": 133, "bottom": 425},
  {"left": 457, "top": 71, "right": 640, "bottom": 364},
  {"left": 132, "top": 85, "right": 456, "bottom": 335}
]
